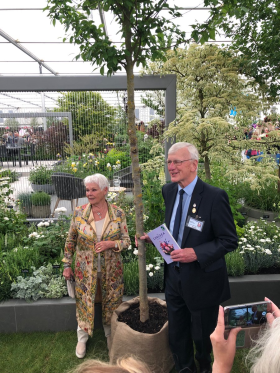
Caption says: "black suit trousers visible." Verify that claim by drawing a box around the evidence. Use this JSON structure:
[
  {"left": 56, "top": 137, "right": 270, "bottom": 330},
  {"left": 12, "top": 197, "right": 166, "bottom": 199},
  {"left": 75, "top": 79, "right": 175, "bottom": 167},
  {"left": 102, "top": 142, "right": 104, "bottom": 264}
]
[{"left": 165, "top": 264, "right": 219, "bottom": 372}]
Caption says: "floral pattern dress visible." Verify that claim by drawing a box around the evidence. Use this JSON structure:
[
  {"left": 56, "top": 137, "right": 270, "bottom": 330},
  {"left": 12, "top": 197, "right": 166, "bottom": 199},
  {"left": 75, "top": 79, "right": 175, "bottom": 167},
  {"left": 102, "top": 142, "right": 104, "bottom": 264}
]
[{"left": 62, "top": 202, "right": 130, "bottom": 336}]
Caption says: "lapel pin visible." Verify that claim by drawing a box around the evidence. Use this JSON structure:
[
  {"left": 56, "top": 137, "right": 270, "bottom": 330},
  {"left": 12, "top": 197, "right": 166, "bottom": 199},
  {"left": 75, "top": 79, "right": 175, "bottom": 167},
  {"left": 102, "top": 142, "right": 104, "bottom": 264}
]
[
  {"left": 193, "top": 203, "right": 196, "bottom": 207},
  {"left": 192, "top": 208, "right": 196, "bottom": 214}
]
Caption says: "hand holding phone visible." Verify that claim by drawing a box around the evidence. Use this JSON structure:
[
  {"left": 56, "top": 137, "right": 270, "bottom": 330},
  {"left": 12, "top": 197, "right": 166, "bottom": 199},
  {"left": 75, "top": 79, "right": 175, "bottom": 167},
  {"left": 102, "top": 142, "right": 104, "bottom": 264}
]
[{"left": 224, "top": 301, "right": 272, "bottom": 330}]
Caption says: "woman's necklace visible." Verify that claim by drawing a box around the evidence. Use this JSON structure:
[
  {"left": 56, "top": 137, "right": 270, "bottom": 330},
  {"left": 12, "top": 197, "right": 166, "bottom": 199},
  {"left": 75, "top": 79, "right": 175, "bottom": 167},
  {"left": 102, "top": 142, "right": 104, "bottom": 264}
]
[
  {"left": 93, "top": 204, "right": 106, "bottom": 220},
  {"left": 96, "top": 211, "right": 102, "bottom": 220}
]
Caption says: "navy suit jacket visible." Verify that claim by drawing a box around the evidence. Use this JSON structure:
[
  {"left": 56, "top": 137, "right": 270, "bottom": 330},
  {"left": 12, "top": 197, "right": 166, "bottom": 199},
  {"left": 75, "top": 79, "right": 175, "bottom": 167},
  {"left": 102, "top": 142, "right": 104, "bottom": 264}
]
[{"left": 162, "top": 178, "right": 238, "bottom": 311}]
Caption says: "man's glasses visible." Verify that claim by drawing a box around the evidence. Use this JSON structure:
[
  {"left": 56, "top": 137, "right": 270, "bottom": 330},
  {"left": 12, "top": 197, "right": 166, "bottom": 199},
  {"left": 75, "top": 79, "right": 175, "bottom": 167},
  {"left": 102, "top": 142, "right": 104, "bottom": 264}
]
[{"left": 165, "top": 159, "right": 193, "bottom": 166}]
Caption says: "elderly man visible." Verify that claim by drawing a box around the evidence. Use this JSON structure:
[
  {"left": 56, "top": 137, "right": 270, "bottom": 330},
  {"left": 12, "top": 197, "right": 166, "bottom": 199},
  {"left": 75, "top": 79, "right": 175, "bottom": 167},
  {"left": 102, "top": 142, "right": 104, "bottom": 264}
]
[{"left": 141, "top": 142, "right": 237, "bottom": 373}]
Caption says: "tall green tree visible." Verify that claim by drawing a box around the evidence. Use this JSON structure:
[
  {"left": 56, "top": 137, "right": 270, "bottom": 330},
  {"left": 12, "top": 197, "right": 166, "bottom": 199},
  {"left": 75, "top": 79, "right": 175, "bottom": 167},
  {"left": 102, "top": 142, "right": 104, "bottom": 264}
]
[
  {"left": 55, "top": 91, "right": 116, "bottom": 141},
  {"left": 191, "top": 0, "right": 280, "bottom": 98},
  {"left": 45, "top": 0, "right": 186, "bottom": 322},
  {"left": 145, "top": 44, "right": 270, "bottom": 179}
]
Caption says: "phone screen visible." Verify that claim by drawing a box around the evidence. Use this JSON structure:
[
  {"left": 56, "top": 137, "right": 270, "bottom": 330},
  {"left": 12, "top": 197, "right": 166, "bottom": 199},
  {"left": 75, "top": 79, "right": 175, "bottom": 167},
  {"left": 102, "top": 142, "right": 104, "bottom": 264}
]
[{"left": 224, "top": 302, "right": 272, "bottom": 330}]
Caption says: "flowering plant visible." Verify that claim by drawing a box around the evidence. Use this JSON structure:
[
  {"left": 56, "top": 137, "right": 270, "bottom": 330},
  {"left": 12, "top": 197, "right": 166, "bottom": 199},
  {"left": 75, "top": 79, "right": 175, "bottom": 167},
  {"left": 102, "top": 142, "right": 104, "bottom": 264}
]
[
  {"left": 236, "top": 219, "right": 280, "bottom": 274},
  {"left": 21, "top": 212, "right": 71, "bottom": 264}
]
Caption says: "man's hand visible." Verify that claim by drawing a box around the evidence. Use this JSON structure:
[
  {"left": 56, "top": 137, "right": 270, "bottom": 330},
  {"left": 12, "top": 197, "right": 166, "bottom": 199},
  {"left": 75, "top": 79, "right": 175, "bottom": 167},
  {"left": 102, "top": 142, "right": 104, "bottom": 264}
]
[
  {"left": 211, "top": 306, "right": 241, "bottom": 373},
  {"left": 170, "top": 248, "right": 197, "bottom": 263},
  {"left": 135, "top": 233, "right": 152, "bottom": 247}
]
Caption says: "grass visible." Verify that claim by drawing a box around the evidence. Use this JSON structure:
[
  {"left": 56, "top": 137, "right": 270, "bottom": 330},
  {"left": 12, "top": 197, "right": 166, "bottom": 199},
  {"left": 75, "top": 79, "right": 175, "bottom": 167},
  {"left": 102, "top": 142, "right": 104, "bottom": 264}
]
[
  {"left": 0, "top": 329, "right": 107, "bottom": 373},
  {"left": 0, "top": 329, "right": 250, "bottom": 373}
]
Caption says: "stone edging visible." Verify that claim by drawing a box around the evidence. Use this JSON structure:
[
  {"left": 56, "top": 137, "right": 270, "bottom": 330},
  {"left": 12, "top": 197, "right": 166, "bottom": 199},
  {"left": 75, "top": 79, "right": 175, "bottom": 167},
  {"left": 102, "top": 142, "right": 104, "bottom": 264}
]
[
  {"left": 1, "top": 278, "right": 279, "bottom": 334},
  {"left": 240, "top": 205, "right": 279, "bottom": 222}
]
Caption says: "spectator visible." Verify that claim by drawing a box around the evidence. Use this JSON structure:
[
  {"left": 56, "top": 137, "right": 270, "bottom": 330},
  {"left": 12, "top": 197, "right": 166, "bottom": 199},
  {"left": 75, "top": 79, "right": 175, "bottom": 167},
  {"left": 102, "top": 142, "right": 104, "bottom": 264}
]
[
  {"left": 210, "top": 297, "right": 280, "bottom": 373},
  {"left": 68, "top": 356, "right": 151, "bottom": 373}
]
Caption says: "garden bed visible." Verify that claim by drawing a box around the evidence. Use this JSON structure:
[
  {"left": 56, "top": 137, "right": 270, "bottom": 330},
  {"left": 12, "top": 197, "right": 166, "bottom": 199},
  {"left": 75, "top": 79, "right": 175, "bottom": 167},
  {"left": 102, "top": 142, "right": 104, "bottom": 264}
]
[{"left": 1, "top": 275, "right": 280, "bottom": 334}]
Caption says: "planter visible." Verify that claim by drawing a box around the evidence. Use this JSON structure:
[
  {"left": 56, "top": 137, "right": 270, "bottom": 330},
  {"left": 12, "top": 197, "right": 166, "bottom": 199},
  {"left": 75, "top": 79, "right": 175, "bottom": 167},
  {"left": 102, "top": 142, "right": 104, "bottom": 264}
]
[
  {"left": 109, "top": 296, "right": 174, "bottom": 373},
  {"left": 240, "top": 205, "right": 279, "bottom": 222},
  {"left": 31, "top": 205, "right": 51, "bottom": 218},
  {"left": 31, "top": 183, "right": 55, "bottom": 195}
]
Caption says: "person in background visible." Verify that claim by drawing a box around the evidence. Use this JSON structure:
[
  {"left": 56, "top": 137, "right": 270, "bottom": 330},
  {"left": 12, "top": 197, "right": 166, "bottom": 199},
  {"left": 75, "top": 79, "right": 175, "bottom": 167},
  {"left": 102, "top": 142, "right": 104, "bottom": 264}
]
[
  {"left": 210, "top": 297, "right": 280, "bottom": 373},
  {"left": 63, "top": 173, "right": 130, "bottom": 359},
  {"left": 68, "top": 356, "right": 151, "bottom": 373},
  {"left": 139, "top": 142, "right": 238, "bottom": 373}
]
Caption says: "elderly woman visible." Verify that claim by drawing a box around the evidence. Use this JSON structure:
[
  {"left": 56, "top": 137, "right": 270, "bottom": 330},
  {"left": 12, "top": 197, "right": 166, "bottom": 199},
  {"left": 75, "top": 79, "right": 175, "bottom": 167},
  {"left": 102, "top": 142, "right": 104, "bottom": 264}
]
[{"left": 62, "top": 173, "right": 130, "bottom": 359}]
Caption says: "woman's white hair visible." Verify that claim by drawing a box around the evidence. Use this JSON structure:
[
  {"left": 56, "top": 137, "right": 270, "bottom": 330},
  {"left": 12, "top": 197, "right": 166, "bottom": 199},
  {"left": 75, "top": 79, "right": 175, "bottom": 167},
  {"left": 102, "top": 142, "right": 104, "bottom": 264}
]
[
  {"left": 246, "top": 317, "right": 280, "bottom": 373},
  {"left": 83, "top": 173, "right": 110, "bottom": 195},
  {"left": 168, "top": 142, "right": 199, "bottom": 161}
]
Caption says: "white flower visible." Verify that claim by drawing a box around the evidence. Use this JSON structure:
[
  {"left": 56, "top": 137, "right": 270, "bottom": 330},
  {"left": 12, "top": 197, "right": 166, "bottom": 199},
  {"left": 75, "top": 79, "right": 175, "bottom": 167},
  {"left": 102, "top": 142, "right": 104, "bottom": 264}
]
[
  {"left": 3, "top": 217, "right": 9, "bottom": 221},
  {"left": 37, "top": 222, "right": 44, "bottom": 227},
  {"left": 40, "top": 235, "right": 45, "bottom": 238},
  {"left": 278, "top": 249, "right": 280, "bottom": 252},
  {"left": 255, "top": 245, "right": 260, "bottom": 248},
  {"left": 155, "top": 266, "right": 160, "bottom": 270},
  {"left": 44, "top": 222, "right": 50, "bottom": 227},
  {"left": 250, "top": 226, "right": 255, "bottom": 229},
  {"left": 259, "top": 239, "right": 266, "bottom": 242},
  {"left": 240, "top": 237, "right": 247, "bottom": 242},
  {"left": 13, "top": 248, "right": 18, "bottom": 252},
  {"left": 245, "top": 247, "right": 255, "bottom": 251},
  {"left": 133, "top": 249, "right": 138, "bottom": 255},
  {"left": 128, "top": 245, "right": 132, "bottom": 251},
  {"left": 29, "top": 232, "right": 39, "bottom": 238},
  {"left": 149, "top": 272, "right": 153, "bottom": 277},
  {"left": 239, "top": 251, "right": 245, "bottom": 254},
  {"left": 55, "top": 207, "right": 67, "bottom": 213},
  {"left": 107, "top": 163, "right": 111, "bottom": 167},
  {"left": 265, "top": 238, "right": 271, "bottom": 242},
  {"left": 149, "top": 264, "right": 153, "bottom": 268},
  {"left": 264, "top": 249, "right": 272, "bottom": 255}
]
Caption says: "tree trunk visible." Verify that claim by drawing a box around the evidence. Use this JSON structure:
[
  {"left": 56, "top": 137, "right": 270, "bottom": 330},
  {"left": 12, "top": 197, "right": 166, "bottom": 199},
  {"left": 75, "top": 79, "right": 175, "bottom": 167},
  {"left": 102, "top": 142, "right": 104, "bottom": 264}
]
[
  {"left": 124, "top": 17, "right": 149, "bottom": 322},
  {"left": 204, "top": 155, "right": 211, "bottom": 180}
]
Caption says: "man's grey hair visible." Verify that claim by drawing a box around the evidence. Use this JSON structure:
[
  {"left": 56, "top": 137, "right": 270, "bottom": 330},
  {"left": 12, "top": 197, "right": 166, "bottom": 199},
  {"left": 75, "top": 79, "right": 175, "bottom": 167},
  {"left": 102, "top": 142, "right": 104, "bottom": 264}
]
[
  {"left": 83, "top": 173, "right": 109, "bottom": 195},
  {"left": 246, "top": 317, "right": 280, "bottom": 373},
  {"left": 168, "top": 142, "right": 199, "bottom": 161}
]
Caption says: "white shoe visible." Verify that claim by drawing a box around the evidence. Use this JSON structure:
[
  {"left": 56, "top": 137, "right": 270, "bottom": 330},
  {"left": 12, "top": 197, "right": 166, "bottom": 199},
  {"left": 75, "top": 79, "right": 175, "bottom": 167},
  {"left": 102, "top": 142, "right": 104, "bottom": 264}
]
[{"left": 76, "top": 341, "right": 86, "bottom": 358}]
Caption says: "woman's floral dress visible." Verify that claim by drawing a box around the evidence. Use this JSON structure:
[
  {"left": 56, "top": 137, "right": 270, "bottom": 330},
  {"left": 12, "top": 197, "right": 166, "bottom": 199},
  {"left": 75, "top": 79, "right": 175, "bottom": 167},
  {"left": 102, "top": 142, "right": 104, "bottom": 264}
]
[{"left": 62, "top": 202, "right": 130, "bottom": 336}]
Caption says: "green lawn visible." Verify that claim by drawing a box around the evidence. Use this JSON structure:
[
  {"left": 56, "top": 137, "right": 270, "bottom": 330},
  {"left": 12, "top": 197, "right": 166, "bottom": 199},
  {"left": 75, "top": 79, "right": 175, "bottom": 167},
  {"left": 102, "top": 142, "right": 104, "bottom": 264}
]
[{"left": 0, "top": 330, "right": 250, "bottom": 373}]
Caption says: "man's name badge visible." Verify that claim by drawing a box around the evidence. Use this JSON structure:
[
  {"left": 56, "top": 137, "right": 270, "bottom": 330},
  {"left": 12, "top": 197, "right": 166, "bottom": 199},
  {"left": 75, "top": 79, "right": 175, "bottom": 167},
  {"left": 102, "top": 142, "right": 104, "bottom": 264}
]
[{"left": 186, "top": 216, "right": 205, "bottom": 232}]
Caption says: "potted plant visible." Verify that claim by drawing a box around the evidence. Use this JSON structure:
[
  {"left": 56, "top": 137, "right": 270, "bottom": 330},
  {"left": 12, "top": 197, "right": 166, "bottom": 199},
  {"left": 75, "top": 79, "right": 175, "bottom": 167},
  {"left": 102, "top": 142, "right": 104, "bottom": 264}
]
[
  {"left": 17, "top": 192, "right": 33, "bottom": 217},
  {"left": 29, "top": 166, "right": 55, "bottom": 194},
  {"left": 31, "top": 191, "right": 51, "bottom": 218}
]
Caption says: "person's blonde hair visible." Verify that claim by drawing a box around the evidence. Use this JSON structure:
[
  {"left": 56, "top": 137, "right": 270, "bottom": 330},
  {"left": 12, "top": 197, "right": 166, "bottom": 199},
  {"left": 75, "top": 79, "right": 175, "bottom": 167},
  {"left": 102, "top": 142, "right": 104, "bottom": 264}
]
[
  {"left": 69, "top": 356, "right": 151, "bottom": 373},
  {"left": 246, "top": 317, "right": 280, "bottom": 373}
]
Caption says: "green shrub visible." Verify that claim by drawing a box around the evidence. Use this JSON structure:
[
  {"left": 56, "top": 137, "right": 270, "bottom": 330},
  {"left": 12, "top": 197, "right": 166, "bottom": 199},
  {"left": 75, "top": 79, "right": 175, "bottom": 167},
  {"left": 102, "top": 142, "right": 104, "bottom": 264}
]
[
  {"left": 11, "top": 263, "right": 67, "bottom": 301},
  {"left": 123, "top": 259, "right": 139, "bottom": 296},
  {"left": 226, "top": 250, "right": 245, "bottom": 276},
  {"left": 17, "top": 192, "right": 32, "bottom": 214},
  {"left": 29, "top": 166, "right": 53, "bottom": 185},
  {"left": 31, "top": 191, "right": 51, "bottom": 206},
  {"left": 241, "top": 181, "right": 280, "bottom": 212}
]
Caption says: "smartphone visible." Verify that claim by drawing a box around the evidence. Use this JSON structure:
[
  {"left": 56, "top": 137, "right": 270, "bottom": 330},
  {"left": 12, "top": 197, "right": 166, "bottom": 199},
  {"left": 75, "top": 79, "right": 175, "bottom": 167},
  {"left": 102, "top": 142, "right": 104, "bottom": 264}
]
[{"left": 224, "top": 301, "right": 272, "bottom": 330}]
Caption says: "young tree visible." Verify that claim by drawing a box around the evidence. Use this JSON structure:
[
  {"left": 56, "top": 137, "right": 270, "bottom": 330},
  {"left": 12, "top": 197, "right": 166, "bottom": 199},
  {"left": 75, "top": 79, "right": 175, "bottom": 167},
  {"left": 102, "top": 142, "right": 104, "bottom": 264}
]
[
  {"left": 45, "top": 0, "right": 186, "bottom": 322},
  {"left": 191, "top": 0, "right": 280, "bottom": 98},
  {"left": 145, "top": 44, "right": 270, "bottom": 179}
]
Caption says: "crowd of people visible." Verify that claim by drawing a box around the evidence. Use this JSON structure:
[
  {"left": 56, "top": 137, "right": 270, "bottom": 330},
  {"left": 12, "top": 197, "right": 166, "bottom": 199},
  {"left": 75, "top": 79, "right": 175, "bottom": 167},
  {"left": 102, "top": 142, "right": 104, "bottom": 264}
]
[
  {"left": 55, "top": 141, "right": 279, "bottom": 372},
  {"left": 0, "top": 128, "right": 38, "bottom": 146}
]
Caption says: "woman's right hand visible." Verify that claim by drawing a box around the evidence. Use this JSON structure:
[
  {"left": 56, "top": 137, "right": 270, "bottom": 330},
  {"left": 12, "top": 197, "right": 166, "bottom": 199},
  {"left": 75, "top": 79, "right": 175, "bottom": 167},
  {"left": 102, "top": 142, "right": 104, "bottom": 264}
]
[{"left": 63, "top": 267, "right": 74, "bottom": 281}]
